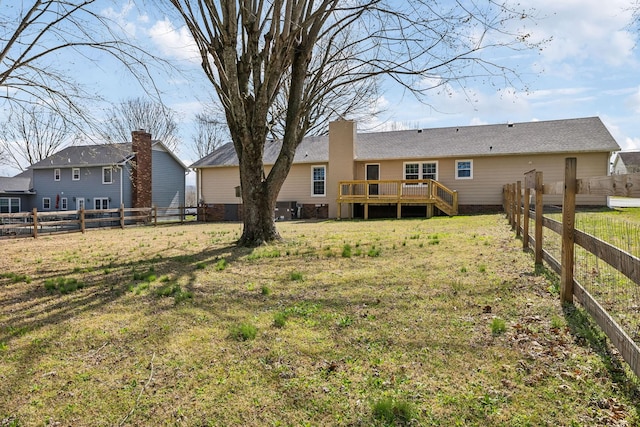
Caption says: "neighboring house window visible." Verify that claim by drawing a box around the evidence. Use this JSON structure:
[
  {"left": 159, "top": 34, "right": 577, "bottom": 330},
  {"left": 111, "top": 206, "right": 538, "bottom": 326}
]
[
  {"left": 72, "top": 168, "right": 80, "bottom": 181},
  {"left": 312, "top": 166, "right": 326, "bottom": 196},
  {"left": 61, "top": 197, "right": 68, "bottom": 210},
  {"left": 102, "top": 167, "right": 113, "bottom": 184},
  {"left": 43, "top": 197, "right": 51, "bottom": 210},
  {"left": 0, "top": 197, "right": 20, "bottom": 213},
  {"left": 456, "top": 160, "right": 473, "bottom": 179},
  {"left": 404, "top": 162, "right": 438, "bottom": 183},
  {"left": 95, "top": 198, "right": 109, "bottom": 210},
  {"left": 54, "top": 169, "right": 60, "bottom": 181}
]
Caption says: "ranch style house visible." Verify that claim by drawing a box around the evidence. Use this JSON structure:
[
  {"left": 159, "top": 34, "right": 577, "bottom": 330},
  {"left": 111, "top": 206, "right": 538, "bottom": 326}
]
[{"left": 191, "top": 117, "right": 620, "bottom": 221}]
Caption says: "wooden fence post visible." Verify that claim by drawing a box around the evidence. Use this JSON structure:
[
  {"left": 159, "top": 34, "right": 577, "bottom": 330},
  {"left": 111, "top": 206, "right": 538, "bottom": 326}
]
[
  {"left": 80, "top": 208, "right": 85, "bottom": 233},
  {"left": 516, "top": 181, "right": 522, "bottom": 238},
  {"left": 32, "top": 208, "right": 38, "bottom": 238},
  {"left": 534, "top": 171, "right": 543, "bottom": 265},
  {"left": 523, "top": 187, "right": 530, "bottom": 250},
  {"left": 120, "top": 204, "right": 125, "bottom": 229},
  {"left": 561, "top": 157, "right": 577, "bottom": 303}
]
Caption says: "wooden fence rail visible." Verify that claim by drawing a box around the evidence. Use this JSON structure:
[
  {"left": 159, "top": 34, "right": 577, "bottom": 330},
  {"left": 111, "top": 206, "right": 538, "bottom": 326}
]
[
  {"left": 504, "top": 159, "right": 640, "bottom": 378},
  {"left": 0, "top": 205, "right": 198, "bottom": 239}
]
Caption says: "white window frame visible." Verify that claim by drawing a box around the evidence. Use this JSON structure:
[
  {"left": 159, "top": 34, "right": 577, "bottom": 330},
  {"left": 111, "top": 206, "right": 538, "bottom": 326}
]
[
  {"left": 403, "top": 161, "right": 438, "bottom": 184},
  {"left": 43, "top": 197, "right": 51, "bottom": 210},
  {"left": 54, "top": 168, "right": 61, "bottom": 181},
  {"left": 94, "top": 197, "right": 109, "bottom": 210},
  {"left": 77, "top": 198, "right": 85, "bottom": 211},
  {"left": 102, "top": 167, "right": 113, "bottom": 184},
  {"left": 0, "top": 197, "right": 20, "bottom": 213},
  {"left": 455, "top": 159, "right": 473, "bottom": 180},
  {"left": 72, "top": 168, "right": 80, "bottom": 181},
  {"left": 61, "top": 197, "right": 68, "bottom": 210},
  {"left": 311, "top": 165, "right": 326, "bottom": 197}
]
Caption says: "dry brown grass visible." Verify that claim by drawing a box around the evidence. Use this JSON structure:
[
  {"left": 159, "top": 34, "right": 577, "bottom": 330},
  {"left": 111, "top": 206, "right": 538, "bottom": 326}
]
[{"left": 1, "top": 215, "right": 638, "bottom": 426}]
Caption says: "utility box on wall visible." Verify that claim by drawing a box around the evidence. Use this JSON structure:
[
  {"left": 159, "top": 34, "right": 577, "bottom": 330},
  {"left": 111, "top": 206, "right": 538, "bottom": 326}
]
[{"left": 275, "top": 201, "right": 297, "bottom": 221}]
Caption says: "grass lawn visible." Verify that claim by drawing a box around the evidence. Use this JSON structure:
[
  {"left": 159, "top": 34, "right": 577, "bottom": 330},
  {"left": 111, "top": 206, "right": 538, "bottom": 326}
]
[{"left": 1, "top": 214, "right": 639, "bottom": 426}]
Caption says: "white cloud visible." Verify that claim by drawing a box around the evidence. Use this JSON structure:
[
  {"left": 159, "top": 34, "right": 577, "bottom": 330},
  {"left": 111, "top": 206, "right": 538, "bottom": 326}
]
[
  {"left": 101, "top": 0, "right": 138, "bottom": 37},
  {"left": 148, "top": 19, "right": 201, "bottom": 63},
  {"left": 624, "top": 137, "right": 640, "bottom": 151},
  {"left": 510, "top": 0, "right": 638, "bottom": 69},
  {"left": 625, "top": 87, "right": 640, "bottom": 114}
]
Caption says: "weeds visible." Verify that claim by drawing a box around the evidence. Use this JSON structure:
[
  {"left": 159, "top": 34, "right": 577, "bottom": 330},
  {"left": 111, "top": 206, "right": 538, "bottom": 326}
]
[
  {"left": 372, "top": 398, "right": 416, "bottom": 425},
  {"left": 230, "top": 323, "right": 257, "bottom": 341},
  {"left": 491, "top": 318, "right": 507, "bottom": 335},
  {"left": 133, "top": 267, "right": 156, "bottom": 282},
  {"left": 341, "top": 244, "right": 352, "bottom": 258},
  {"left": 290, "top": 271, "right": 304, "bottom": 281},
  {"left": 214, "top": 259, "right": 227, "bottom": 271},
  {"left": 44, "top": 277, "right": 85, "bottom": 294}
]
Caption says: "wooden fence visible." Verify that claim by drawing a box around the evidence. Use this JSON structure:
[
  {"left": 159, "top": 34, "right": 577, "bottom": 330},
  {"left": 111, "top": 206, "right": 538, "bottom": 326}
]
[
  {"left": 0, "top": 205, "right": 198, "bottom": 239},
  {"left": 503, "top": 158, "right": 640, "bottom": 377}
]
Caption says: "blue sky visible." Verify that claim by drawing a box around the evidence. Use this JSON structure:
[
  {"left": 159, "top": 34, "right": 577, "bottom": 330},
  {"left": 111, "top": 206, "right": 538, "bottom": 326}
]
[{"left": 2, "top": 0, "right": 640, "bottom": 176}]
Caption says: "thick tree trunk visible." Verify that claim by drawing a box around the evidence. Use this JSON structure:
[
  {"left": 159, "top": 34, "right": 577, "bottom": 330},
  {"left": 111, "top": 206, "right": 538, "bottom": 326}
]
[
  {"left": 236, "top": 142, "right": 282, "bottom": 247},
  {"left": 238, "top": 189, "right": 281, "bottom": 246}
]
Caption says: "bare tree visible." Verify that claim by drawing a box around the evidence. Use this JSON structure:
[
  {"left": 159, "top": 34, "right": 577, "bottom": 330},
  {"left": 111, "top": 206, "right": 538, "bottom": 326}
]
[
  {"left": 0, "top": 106, "right": 76, "bottom": 172},
  {"left": 0, "top": 1, "right": 166, "bottom": 132},
  {"left": 166, "top": 0, "right": 542, "bottom": 246},
  {"left": 100, "top": 97, "right": 180, "bottom": 150},
  {"left": 192, "top": 111, "right": 228, "bottom": 158}
]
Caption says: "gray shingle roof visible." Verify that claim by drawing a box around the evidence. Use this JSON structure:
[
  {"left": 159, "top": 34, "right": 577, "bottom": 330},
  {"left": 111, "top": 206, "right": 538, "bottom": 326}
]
[
  {"left": 616, "top": 151, "right": 640, "bottom": 168},
  {"left": 30, "top": 143, "right": 133, "bottom": 169},
  {"left": 191, "top": 117, "right": 620, "bottom": 168},
  {"left": 0, "top": 176, "right": 33, "bottom": 194}
]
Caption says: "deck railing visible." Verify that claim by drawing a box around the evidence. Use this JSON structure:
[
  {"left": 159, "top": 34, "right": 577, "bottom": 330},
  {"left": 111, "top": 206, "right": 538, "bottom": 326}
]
[{"left": 337, "top": 179, "right": 458, "bottom": 218}]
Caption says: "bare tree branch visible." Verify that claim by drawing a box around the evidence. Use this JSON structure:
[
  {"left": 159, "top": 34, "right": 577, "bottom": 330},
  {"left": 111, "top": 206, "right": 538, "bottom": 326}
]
[
  {"left": 192, "top": 110, "right": 228, "bottom": 158},
  {"left": 0, "top": 1, "right": 174, "bottom": 135},
  {"left": 99, "top": 97, "right": 181, "bottom": 150},
  {"left": 0, "top": 106, "right": 76, "bottom": 172}
]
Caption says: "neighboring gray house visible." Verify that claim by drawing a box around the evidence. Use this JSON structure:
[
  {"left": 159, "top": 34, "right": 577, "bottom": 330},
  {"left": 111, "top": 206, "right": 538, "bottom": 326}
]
[
  {"left": 0, "top": 172, "right": 35, "bottom": 213},
  {"left": 612, "top": 151, "right": 640, "bottom": 175},
  {"left": 26, "top": 130, "right": 186, "bottom": 212}
]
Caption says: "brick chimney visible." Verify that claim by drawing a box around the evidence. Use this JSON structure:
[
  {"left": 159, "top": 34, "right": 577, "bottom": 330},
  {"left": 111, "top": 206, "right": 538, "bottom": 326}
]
[{"left": 131, "top": 130, "right": 152, "bottom": 208}]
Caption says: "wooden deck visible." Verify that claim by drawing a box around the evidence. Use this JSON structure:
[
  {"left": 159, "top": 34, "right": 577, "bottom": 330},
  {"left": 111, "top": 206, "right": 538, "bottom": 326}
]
[{"left": 337, "top": 179, "right": 458, "bottom": 219}]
